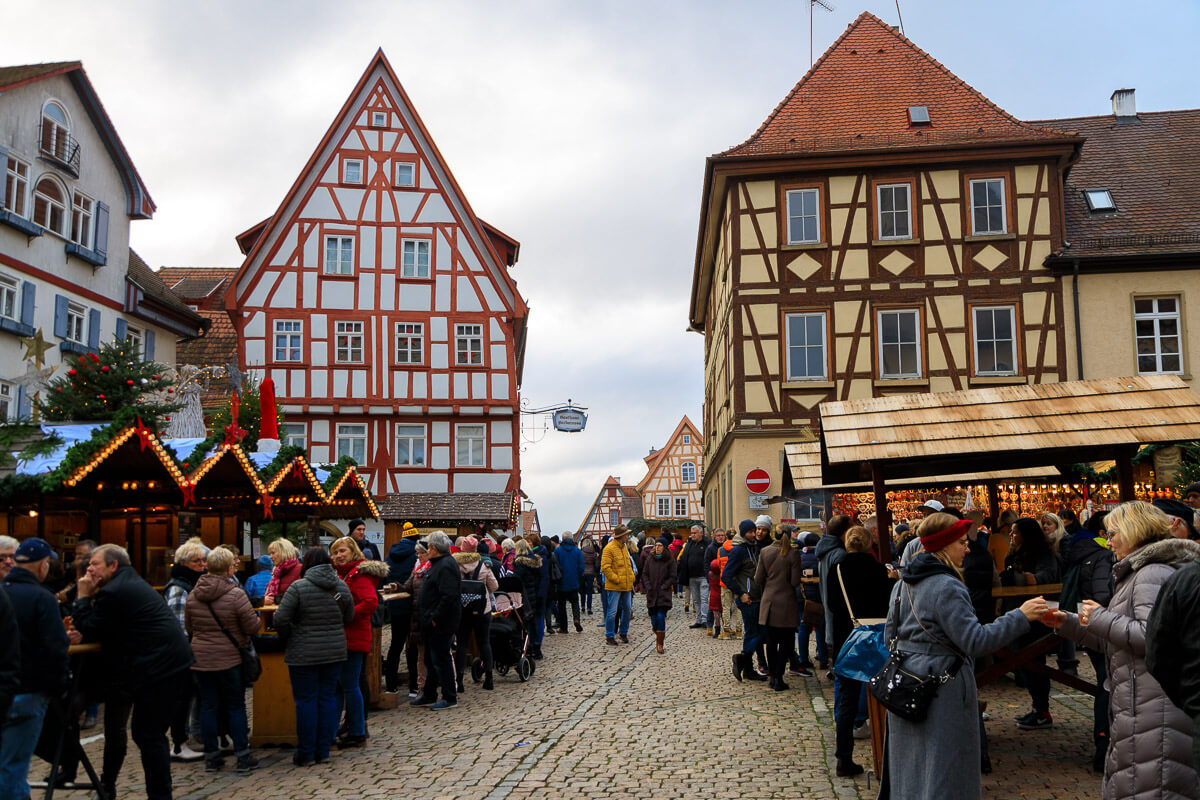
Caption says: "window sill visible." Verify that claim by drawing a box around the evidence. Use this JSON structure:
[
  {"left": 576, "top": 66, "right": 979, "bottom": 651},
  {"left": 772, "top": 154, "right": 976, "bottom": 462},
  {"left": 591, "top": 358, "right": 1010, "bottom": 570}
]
[
  {"left": 968, "top": 375, "right": 1025, "bottom": 385},
  {"left": 320, "top": 272, "right": 358, "bottom": 280},
  {"left": 782, "top": 380, "right": 835, "bottom": 389},
  {"left": 871, "top": 238, "right": 921, "bottom": 247},
  {"left": 65, "top": 242, "right": 106, "bottom": 266},
  {"left": 452, "top": 363, "right": 489, "bottom": 370},
  {"left": 964, "top": 233, "right": 1016, "bottom": 243},
  {"left": 873, "top": 378, "right": 928, "bottom": 388},
  {"left": 0, "top": 210, "right": 43, "bottom": 237},
  {"left": 0, "top": 318, "right": 34, "bottom": 338},
  {"left": 268, "top": 361, "right": 309, "bottom": 368},
  {"left": 396, "top": 275, "right": 434, "bottom": 282},
  {"left": 780, "top": 242, "right": 829, "bottom": 251},
  {"left": 59, "top": 341, "right": 96, "bottom": 356}
]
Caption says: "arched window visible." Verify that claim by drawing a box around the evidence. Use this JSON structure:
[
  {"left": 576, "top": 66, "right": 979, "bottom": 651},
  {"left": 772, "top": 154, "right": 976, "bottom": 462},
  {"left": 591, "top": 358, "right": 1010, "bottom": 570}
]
[
  {"left": 40, "top": 101, "right": 71, "bottom": 162},
  {"left": 681, "top": 461, "right": 696, "bottom": 484},
  {"left": 33, "top": 177, "right": 67, "bottom": 236}
]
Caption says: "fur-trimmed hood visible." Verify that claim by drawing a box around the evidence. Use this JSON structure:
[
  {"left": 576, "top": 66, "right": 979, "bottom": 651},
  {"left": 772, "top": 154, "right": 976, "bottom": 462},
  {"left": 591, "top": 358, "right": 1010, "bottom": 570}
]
[
  {"left": 452, "top": 552, "right": 482, "bottom": 566},
  {"left": 337, "top": 559, "right": 389, "bottom": 580},
  {"left": 515, "top": 554, "right": 542, "bottom": 569},
  {"left": 1119, "top": 537, "right": 1200, "bottom": 580}
]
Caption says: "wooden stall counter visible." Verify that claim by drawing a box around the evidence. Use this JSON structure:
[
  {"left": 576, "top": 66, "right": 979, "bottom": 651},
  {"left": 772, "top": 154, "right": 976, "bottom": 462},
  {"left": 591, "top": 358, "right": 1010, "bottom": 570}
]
[{"left": 249, "top": 608, "right": 295, "bottom": 747}]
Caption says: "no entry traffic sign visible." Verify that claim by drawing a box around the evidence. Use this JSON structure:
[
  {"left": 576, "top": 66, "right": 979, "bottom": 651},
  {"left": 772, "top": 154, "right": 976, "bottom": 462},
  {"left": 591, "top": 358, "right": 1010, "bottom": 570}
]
[{"left": 746, "top": 468, "right": 771, "bottom": 494}]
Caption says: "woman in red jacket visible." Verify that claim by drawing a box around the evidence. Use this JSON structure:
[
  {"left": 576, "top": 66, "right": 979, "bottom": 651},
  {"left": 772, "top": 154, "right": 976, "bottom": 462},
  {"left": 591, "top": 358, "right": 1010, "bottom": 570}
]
[{"left": 330, "top": 537, "right": 388, "bottom": 747}]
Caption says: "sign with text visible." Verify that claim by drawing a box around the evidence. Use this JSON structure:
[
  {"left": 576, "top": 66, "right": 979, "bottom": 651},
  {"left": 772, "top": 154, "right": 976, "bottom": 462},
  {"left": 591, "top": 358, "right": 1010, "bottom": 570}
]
[
  {"left": 552, "top": 409, "right": 587, "bottom": 432},
  {"left": 746, "top": 468, "right": 771, "bottom": 494}
]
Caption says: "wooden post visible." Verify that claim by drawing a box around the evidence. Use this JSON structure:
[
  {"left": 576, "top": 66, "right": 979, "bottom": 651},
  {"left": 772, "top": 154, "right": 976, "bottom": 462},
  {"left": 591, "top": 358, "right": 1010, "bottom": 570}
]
[
  {"left": 985, "top": 482, "right": 1000, "bottom": 521},
  {"left": 873, "top": 463, "right": 893, "bottom": 564},
  {"left": 1116, "top": 447, "right": 1137, "bottom": 502}
]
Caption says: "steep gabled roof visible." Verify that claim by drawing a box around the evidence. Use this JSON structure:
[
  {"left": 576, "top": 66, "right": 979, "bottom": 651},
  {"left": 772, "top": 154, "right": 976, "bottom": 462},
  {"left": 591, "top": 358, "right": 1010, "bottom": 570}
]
[
  {"left": 126, "top": 251, "right": 208, "bottom": 336},
  {"left": 636, "top": 415, "right": 702, "bottom": 494},
  {"left": 1035, "top": 109, "right": 1200, "bottom": 262},
  {"left": 0, "top": 61, "right": 155, "bottom": 218},
  {"left": 157, "top": 267, "right": 235, "bottom": 304},
  {"left": 722, "top": 12, "right": 1073, "bottom": 158}
]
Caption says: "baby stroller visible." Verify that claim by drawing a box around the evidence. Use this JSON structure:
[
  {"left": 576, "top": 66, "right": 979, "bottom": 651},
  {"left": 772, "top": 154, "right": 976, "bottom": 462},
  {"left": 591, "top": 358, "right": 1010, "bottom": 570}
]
[{"left": 472, "top": 576, "right": 536, "bottom": 682}]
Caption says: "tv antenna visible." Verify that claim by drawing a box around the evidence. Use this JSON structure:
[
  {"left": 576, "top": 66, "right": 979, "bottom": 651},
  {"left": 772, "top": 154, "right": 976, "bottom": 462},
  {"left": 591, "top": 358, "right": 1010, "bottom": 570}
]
[{"left": 810, "top": 0, "right": 834, "bottom": 67}]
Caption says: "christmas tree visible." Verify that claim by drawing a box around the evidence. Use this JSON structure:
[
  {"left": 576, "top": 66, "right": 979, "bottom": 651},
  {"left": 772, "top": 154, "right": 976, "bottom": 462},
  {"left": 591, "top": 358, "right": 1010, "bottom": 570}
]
[{"left": 38, "top": 340, "right": 181, "bottom": 426}]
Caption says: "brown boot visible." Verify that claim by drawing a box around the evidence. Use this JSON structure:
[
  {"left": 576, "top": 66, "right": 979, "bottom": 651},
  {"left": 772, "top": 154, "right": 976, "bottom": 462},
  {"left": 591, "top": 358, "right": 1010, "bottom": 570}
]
[{"left": 655, "top": 630, "right": 665, "bottom": 653}]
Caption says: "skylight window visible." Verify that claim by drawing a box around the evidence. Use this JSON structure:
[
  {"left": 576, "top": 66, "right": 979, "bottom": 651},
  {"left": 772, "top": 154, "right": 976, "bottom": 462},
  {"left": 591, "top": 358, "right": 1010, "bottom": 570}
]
[
  {"left": 1084, "top": 189, "right": 1116, "bottom": 212},
  {"left": 908, "top": 106, "right": 930, "bottom": 124}
]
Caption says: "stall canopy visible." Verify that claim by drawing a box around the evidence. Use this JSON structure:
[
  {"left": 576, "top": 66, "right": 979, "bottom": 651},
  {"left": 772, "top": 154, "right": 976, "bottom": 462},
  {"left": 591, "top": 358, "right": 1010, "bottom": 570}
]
[
  {"left": 376, "top": 491, "right": 518, "bottom": 528},
  {"left": 819, "top": 375, "right": 1200, "bottom": 485},
  {"left": 324, "top": 466, "right": 380, "bottom": 520}
]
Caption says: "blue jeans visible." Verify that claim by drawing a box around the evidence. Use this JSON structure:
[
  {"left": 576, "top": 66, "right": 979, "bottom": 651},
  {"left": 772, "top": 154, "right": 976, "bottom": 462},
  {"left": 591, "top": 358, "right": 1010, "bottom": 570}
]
[
  {"left": 336, "top": 652, "right": 366, "bottom": 737},
  {"left": 649, "top": 607, "right": 668, "bottom": 632},
  {"left": 798, "top": 620, "right": 828, "bottom": 666},
  {"left": 194, "top": 667, "right": 249, "bottom": 758},
  {"left": 289, "top": 662, "right": 341, "bottom": 760},
  {"left": 0, "top": 692, "right": 50, "bottom": 800},
  {"left": 530, "top": 607, "right": 545, "bottom": 646},
  {"left": 736, "top": 598, "right": 763, "bottom": 655},
  {"left": 605, "top": 590, "right": 631, "bottom": 637}
]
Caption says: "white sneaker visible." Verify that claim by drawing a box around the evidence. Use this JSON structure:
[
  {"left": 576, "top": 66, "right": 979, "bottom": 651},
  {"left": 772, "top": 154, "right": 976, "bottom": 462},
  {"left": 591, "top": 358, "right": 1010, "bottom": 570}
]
[
  {"left": 853, "top": 721, "right": 870, "bottom": 740},
  {"left": 172, "top": 743, "right": 204, "bottom": 762}
]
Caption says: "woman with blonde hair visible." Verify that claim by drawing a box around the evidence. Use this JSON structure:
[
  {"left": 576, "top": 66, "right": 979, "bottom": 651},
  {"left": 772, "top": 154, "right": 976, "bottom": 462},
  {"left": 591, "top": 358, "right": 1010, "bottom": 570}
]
[
  {"left": 884, "top": 513, "right": 1047, "bottom": 796},
  {"left": 263, "top": 537, "right": 301, "bottom": 605},
  {"left": 1045, "top": 501, "right": 1200, "bottom": 799},
  {"left": 1040, "top": 511, "right": 1068, "bottom": 555}
]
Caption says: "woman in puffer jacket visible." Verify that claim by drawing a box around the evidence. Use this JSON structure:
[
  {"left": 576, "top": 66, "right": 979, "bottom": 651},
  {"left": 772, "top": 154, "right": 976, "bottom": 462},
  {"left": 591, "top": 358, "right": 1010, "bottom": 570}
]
[
  {"left": 330, "top": 537, "right": 388, "bottom": 749},
  {"left": 1046, "top": 501, "right": 1200, "bottom": 800},
  {"left": 274, "top": 548, "right": 354, "bottom": 766},
  {"left": 513, "top": 539, "right": 544, "bottom": 659}
]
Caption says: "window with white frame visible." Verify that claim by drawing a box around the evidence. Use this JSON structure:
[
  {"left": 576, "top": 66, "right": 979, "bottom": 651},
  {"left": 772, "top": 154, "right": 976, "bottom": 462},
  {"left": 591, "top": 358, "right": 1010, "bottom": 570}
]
[
  {"left": 334, "top": 321, "right": 364, "bottom": 363},
  {"left": 877, "top": 183, "right": 912, "bottom": 239},
  {"left": 455, "top": 424, "right": 485, "bottom": 467},
  {"left": 674, "top": 497, "right": 688, "bottom": 517},
  {"left": 1134, "top": 297, "right": 1183, "bottom": 374},
  {"left": 0, "top": 381, "right": 11, "bottom": 420},
  {"left": 281, "top": 422, "right": 307, "bottom": 449},
  {"left": 970, "top": 178, "right": 1006, "bottom": 235},
  {"left": 682, "top": 433, "right": 691, "bottom": 444},
  {"left": 395, "top": 423, "right": 427, "bottom": 467},
  {"left": 394, "top": 162, "right": 415, "bottom": 187},
  {"left": 33, "top": 177, "right": 67, "bottom": 236},
  {"left": 455, "top": 323, "right": 483, "bottom": 365},
  {"left": 342, "top": 159, "right": 363, "bottom": 184},
  {"left": 878, "top": 309, "right": 921, "bottom": 379},
  {"left": 609, "top": 509, "right": 619, "bottom": 527},
  {"left": 786, "top": 188, "right": 820, "bottom": 244},
  {"left": 4, "top": 157, "right": 29, "bottom": 217},
  {"left": 335, "top": 423, "right": 367, "bottom": 464},
  {"left": 972, "top": 306, "right": 1017, "bottom": 376},
  {"left": 786, "top": 312, "right": 828, "bottom": 380},
  {"left": 371, "top": 111, "right": 387, "bottom": 127},
  {"left": 681, "top": 462, "right": 696, "bottom": 483},
  {"left": 395, "top": 322, "right": 423, "bottom": 364},
  {"left": 790, "top": 490, "right": 824, "bottom": 522},
  {"left": 40, "top": 102, "right": 70, "bottom": 162},
  {"left": 656, "top": 497, "right": 671, "bottom": 517},
  {"left": 0, "top": 275, "right": 19, "bottom": 322},
  {"left": 65, "top": 302, "right": 86, "bottom": 344},
  {"left": 274, "top": 319, "right": 303, "bottom": 362},
  {"left": 125, "top": 325, "right": 143, "bottom": 357},
  {"left": 70, "top": 191, "right": 93, "bottom": 248},
  {"left": 401, "top": 239, "right": 430, "bottom": 278},
  {"left": 324, "top": 235, "right": 354, "bottom": 275}
]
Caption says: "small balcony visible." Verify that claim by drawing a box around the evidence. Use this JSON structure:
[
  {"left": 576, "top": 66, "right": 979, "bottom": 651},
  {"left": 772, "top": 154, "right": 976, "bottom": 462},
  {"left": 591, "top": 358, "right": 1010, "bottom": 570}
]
[{"left": 38, "top": 124, "right": 81, "bottom": 176}]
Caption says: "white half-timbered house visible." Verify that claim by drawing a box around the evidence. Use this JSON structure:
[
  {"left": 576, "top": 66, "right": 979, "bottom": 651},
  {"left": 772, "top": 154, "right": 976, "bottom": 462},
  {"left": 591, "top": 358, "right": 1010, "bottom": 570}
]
[
  {"left": 637, "top": 416, "right": 704, "bottom": 522},
  {"left": 226, "top": 51, "right": 528, "bottom": 530}
]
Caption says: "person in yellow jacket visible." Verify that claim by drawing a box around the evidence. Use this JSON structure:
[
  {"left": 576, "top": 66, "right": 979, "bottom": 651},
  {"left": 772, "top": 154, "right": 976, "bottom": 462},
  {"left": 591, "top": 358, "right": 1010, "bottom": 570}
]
[{"left": 601, "top": 526, "right": 636, "bottom": 645}]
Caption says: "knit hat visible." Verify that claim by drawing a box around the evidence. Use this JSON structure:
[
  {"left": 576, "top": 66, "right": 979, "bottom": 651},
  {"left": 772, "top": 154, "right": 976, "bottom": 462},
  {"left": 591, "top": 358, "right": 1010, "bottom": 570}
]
[
  {"left": 920, "top": 519, "right": 971, "bottom": 553},
  {"left": 754, "top": 515, "right": 773, "bottom": 529},
  {"left": 348, "top": 519, "right": 366, "bottom": 533},
  {"left": 738, "top": 519, "right": 756, "bottom": 536},
  {"left": 657, "top": 535, "right": 672, "bottom": 548},
  {"left": 256, "top": 554, "right": 273, "bottom": 570},
  {"left": 401, "top": 522, "right": 420, "bottom": 538},
  {"left": 1185, "top": 482, "right": 1200, "bottom": 497},
  {"left": 460, "top": 536, "right": 478, "bottom": 553},
  {"left": 478, "top": 539, "right": 491, "bottom": 555},
  {"left": 1153, "top": 498, "right": 1199, "bottom": 539},
  {"left": 803, "top": 533, "right": 820, "bottom": 548}
]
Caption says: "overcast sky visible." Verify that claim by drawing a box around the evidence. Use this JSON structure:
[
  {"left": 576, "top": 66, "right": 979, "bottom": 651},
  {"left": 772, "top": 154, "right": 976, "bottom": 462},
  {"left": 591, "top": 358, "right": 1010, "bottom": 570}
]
[{"left": 9, "top": 0, "right": 1196, "bottom": 532}]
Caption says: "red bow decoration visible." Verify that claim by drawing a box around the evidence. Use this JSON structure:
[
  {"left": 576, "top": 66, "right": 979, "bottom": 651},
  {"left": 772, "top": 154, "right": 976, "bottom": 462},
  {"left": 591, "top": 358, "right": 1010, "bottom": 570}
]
[
  {"left": 261, "top": 493, "right": 274, "bottom": 521},
  {"left": 292, "top": 460, "right": 305, "bottom": 479},
  {"left": 134, "top": 416, "right": 152, "bottom": 452},
  {"left": 223, "top": 391, "right": 247, "bottom": 446},
  {"left": 181, "top": 482, "right": 196, "bottom": 507}
]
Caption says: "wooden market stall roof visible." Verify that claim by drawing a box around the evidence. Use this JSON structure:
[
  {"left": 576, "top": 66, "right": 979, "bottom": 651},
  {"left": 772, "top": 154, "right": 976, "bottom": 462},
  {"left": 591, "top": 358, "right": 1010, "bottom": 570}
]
[
  {"left": 186, "top": 443, "right": 270, "bottom": 510},
  {"left": 324, "top": 466, "right": 379, "bottom": 519},
  {"left": 783, "top": 440, "right": 1062, "bottom": 492},
  {"left": 818, "top": 375, "right": 1200, "bottom": 486},
  {"left": 264, "top": 456, "right": 329, "bottom": 519}
]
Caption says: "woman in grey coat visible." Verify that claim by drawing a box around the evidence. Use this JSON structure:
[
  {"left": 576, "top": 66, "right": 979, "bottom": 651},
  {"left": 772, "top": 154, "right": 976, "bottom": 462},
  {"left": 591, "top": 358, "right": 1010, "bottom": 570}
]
[
  {"left": 1046, "top": 501, "right": 1200, "bottom": 800},
  {"left": 882, "top": 514, "right": 1046, "bottom": 799},
  {"left": 272, "top": 548, "right": 354, "bottom": 766}
]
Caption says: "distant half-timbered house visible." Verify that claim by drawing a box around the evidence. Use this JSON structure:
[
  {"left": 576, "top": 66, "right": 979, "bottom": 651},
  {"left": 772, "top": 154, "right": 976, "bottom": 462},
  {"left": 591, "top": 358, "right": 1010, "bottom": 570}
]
[
  {"left": 227, "top": 51, "right": 528, "bottom": 531},
  {"left": 689, "top": 14, "right": 1080, "bottom": 531},
  {"left": 577, "top": 476, "right": 640, "bottom": 539},
  {"left": 637, "top": 416, "right": 704, "bottom": 523}
]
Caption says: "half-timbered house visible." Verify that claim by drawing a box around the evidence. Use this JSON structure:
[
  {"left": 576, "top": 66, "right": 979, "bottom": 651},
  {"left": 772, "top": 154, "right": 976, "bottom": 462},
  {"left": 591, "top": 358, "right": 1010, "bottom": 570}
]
[
  {"left": 576, "top": 476, "right": 640, "bottom": 539},
  {"left": 226, "top": 51, "right": 528, "bottom": 533},
  {"left": 689, "top": 14, "right": 1081, "bottom": 530},
  {"left": 637, "top": 415, "right": 704, "bottom": 523}
]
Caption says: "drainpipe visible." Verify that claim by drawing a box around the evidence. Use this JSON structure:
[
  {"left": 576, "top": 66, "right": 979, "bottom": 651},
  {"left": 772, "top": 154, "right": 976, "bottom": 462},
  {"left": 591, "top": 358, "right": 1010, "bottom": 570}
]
[{"left": 1072, "top": 259, "right": 1084, "bottom": 380}]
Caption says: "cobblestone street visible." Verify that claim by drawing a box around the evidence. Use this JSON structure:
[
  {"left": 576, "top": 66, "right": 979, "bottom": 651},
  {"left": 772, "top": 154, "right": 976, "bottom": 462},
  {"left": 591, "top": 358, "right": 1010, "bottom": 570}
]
[{"left": 47, "top": 596, "right": 1107, "bottom": 800}]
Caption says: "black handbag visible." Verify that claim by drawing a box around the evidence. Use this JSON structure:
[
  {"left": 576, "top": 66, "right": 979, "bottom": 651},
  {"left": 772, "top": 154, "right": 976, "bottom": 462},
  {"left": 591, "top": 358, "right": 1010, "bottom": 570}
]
[
  {"left": 867, "top": 583, "right": 963, "bottom": 722},
  {"left": 206, "top": 602, "right": 263, "bottom": 687}
]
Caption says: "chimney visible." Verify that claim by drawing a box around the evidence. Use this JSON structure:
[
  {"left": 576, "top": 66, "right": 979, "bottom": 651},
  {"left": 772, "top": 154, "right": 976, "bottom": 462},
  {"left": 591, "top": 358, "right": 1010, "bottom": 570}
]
[{"left": 1111, "top": 88, "right": 1137, "bottom": 119}]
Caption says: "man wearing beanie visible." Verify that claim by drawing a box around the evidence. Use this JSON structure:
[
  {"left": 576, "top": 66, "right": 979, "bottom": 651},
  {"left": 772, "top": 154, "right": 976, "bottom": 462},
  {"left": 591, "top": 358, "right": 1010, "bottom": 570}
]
[
  {"left": 348, "top": 519, "right": 381, "bottom": 561},
  {"left": 722, "top": 519, "right": 767, "bottom": 681}
]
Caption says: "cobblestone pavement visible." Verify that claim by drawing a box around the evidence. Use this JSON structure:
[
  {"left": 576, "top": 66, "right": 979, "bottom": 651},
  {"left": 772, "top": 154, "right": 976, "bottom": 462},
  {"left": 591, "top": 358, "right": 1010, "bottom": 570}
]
[{"left": 49, "top": 596, "right": 1105, "bottom": 799}]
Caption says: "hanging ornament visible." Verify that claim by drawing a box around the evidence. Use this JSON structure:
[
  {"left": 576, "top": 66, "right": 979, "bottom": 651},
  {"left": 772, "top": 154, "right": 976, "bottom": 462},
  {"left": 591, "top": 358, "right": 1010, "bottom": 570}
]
[
  {"left": 101, "top": 365, "right": 110, "bottom": 373},
  {"left": 98, "top": 394, "right": 106, "bottom": 400},
  {"left": 68, "top": 369, "right": 77, "bottom": 376}
]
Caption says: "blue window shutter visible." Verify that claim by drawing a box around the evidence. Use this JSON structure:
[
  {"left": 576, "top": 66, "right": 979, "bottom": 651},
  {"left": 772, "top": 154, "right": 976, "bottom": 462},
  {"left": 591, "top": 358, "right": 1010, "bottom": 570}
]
[
  {"left": 16, "top": 385, "right": 30, "bottom": 420},
  {"left": 87, "top": 308, "right": 101, "bottom": 350},
  {"left": 93, "top": 203, "right": 109, "bottom": 261},
  {"left": 0, "top": 146, "right": 7, "bottom": 211},
  {"left": 53, "top": 294, "right": 69, "bottom": 339},
  {"left": 19, "top": 282, "right": 35, "bottom": 327},
  {"left": 145, "top": 329, "right": 156, "bottom": 361},
  {"left": 114, "top": 317, "right": 127, "bottom": 343}
]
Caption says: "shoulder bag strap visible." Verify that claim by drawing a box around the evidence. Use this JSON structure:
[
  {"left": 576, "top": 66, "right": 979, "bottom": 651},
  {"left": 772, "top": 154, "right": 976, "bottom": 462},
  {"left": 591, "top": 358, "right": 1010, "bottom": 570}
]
[
  {"left": 836, "top": 562, "right": 860, "bottom": 627},
  {"left": 206, "top": 600, "right": 244, "bottom": 651}
]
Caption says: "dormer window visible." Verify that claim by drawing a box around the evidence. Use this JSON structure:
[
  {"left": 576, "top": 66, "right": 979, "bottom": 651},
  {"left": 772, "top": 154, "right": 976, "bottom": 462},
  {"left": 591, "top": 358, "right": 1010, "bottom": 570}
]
[
  {"left": 1084, "top": 189, "right": 1116, "bottom": 213},
  {"left": 907, "top": 106, "right": 930, "bottom": 125}
]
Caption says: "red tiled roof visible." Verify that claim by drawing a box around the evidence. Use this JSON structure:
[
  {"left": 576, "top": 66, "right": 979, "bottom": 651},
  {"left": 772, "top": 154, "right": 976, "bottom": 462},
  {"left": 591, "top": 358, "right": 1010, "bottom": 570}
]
[
  {"left": 377, "top": 492, "right": 517, "bottom": 523},
  {"left": 1034, "top": 110, "right": 1200, "bottom": 261},
  {"left": 0, "top": 62, "right": 79, "bottom": 91},
  {"left": 722, "top": 12, "right": 1073, "bottom": 158},
  {"left": 157, "top": 267, "right": 235, "bottom": 305},
  {"left": 156, "top": 267, "right": 238, "bottom": 407}
]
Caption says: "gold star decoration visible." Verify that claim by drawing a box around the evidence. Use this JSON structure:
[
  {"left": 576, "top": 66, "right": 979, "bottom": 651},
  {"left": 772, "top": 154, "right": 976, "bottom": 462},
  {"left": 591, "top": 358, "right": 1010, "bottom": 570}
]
[{"left": 20, "top": 329, "right": 54, "bottom": 367}]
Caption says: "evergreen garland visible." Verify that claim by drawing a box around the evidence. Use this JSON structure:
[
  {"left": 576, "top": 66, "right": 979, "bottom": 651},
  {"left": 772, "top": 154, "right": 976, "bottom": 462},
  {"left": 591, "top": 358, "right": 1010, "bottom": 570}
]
[
  {"left": 321, "top": 455, "right": 359, "bottom": 494},
  {"left": 256, "top": 445, "right": 308, "bottom": 483}
]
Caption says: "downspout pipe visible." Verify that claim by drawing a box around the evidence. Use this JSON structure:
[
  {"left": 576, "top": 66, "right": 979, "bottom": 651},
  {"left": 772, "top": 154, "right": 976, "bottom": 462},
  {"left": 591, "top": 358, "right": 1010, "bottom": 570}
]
[{"left": 1072, "top": 259, "right": 1084, "bottom": 380}]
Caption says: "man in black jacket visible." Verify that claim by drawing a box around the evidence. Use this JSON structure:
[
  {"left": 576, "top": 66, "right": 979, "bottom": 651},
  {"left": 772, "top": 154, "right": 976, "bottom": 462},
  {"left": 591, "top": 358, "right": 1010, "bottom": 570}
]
[
  {"left": 74, "top": 544, "right": 194, "bottom": 800},
  {"left": 0, "top": 538, "right": 70, "bottom": 799},
  {"left": 0, "top": 586, "right": 18, "bottom": 725},
  {"left": 678, "top": 525, "right": 712, "bottom": 629},
  {"left": 1147, "top": 558, "right": 1200, "bottom": 773},
  {"left": 411, "top": 531, "right": 461, "bottom": 710}
]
